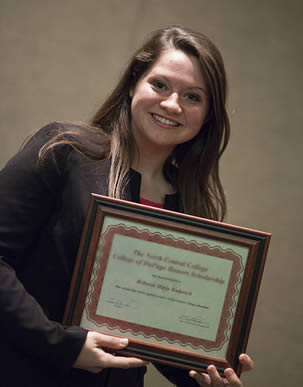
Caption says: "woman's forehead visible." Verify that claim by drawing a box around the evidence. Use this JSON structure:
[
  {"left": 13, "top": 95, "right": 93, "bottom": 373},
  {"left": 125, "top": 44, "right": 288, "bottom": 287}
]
[{"left": 144, "top": 48, "right": 206, "bottom": 90}]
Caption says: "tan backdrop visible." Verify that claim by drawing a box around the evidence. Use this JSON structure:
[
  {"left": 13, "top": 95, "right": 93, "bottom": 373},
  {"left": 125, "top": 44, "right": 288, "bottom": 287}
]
[{"left": 1, "top": 0, "right": 302, "bottom": 385}]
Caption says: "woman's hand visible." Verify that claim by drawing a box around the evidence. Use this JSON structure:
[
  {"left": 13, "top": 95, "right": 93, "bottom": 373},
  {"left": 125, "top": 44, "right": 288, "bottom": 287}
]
[
  {"left": 189, "top": 354, "right": 254, "bottom": 386},
  {"left": 73, "top": 331, "right": 148, "bottom": 373}
]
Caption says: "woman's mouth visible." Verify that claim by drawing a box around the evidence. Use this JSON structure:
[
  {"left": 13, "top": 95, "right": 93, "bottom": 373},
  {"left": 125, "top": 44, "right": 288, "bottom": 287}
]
[{"left": 151, "top": 113, "right": 180, "bottom": 127}]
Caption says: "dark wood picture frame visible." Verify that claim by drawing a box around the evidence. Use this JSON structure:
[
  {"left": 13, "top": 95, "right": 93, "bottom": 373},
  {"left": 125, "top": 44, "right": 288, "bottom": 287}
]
[{"left": 64, "top": 194, "right": 271, "bottom": 376}]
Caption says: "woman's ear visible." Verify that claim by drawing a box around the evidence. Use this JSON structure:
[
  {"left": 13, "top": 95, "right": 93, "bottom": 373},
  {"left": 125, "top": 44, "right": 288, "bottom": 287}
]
[{"left": 129, "top": 89, "right": 133, "bottom": 98}]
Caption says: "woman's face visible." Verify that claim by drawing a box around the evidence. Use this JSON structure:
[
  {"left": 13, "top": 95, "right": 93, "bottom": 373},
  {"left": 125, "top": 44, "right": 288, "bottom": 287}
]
[{"left": 130, "top": 48, "right": 209, "bottom": 155}]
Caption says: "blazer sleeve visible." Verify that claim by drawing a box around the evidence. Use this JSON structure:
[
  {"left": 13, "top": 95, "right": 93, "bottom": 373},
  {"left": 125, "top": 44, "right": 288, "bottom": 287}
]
[
  {"left": 0, "top": 122, "right": 87, "bottom": 373},
  {"left": 153, "top": 363, "right": 201, "bottom": 387}
]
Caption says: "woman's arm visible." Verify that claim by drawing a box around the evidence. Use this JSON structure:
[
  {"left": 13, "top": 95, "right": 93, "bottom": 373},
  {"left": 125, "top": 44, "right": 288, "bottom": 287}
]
[{"left": 0, "top": 123, "right": 88, "bottom": 372}]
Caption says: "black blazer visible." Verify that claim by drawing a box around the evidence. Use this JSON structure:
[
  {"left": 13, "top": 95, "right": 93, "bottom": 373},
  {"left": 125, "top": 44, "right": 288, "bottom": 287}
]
[{"left": 0, "top": 122, "right": 199, "bottom": 387}]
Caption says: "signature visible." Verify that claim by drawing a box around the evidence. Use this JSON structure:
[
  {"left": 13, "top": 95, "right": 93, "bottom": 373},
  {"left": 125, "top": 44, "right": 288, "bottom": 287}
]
[
  {"left": 179, "top": 314, "right": 210, "bottom": 328},
  {"left": 105, "top": 297, "right": 131, "bottom": 309}
]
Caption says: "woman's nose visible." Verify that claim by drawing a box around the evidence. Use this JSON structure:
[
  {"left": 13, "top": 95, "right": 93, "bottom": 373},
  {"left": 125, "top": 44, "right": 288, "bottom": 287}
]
[{"left": 160, "top": 93, "right": 182, "bottom": 114}]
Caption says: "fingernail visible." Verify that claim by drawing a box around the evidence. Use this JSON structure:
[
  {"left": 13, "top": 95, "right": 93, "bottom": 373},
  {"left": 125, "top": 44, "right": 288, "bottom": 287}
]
[
  {"left": 225, "top": 369, "right": 233, "bottom": 377},
  {"left": 120, "top": 338, "right": 128, "bottom": 345}
]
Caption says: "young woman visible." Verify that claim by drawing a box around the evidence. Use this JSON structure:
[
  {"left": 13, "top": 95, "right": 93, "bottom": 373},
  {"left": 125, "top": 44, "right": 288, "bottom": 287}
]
[{"left": 0, "top": 25, "right": 253, "bottom": 386}]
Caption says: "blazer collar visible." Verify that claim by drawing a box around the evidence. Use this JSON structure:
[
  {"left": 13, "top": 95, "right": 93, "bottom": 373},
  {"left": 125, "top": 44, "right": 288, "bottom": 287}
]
[
  {"left": 97, "top": 161, "right": 180, "bottom": 212},
  {"left": 125, "top": 168, "right": 179, "bottom": 212}
]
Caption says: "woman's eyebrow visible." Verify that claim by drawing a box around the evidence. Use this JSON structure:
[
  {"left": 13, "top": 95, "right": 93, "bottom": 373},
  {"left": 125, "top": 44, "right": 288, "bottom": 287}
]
[{"left": 187, "top": 86, "right": 208, "bottom": 96}]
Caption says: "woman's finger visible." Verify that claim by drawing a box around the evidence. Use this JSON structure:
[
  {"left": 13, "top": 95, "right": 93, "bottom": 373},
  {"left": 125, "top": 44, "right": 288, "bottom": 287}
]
[
  {"left": 239, "top": 354, "right": 254, "bottom": 372},
  {"left": 100, "top": 351, "right": 148, "bottom": 369},
  {"left": 189, "top": 370, "right": 211, "bottom": 385},
  {"left": 92, "top": 331, "right": 130, "bottom": 350},
  {"left": 207, "top": 365, "right": 229, "bottom": 386},
  {"left": 223, "top": 368, "right": 243, "bottom": 386}
]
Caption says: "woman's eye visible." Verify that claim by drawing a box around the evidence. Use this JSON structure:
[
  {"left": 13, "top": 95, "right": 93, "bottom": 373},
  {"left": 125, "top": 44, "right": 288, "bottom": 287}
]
[
  {"left": 185, "top": 93, "right": 201, "bottom": 103},
  {"left": 152, "top": 80, "right": 167, "bottom": 90}
]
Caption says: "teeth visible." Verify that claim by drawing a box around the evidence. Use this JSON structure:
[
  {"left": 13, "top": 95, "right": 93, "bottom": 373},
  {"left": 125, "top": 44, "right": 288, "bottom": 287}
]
[{"left": 152, "top": 114, "right": 179, "bottom": 126}]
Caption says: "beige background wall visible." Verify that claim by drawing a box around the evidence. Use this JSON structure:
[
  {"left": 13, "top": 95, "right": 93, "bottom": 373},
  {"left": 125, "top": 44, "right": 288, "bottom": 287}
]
[{"left": 1, "top": 0, "right": 302, "bottom": 385}]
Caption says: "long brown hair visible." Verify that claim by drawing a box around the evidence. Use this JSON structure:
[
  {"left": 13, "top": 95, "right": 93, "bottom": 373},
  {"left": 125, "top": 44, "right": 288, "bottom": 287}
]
[{"left": 40, "top": 25, "right": 230, "bottom": 221}]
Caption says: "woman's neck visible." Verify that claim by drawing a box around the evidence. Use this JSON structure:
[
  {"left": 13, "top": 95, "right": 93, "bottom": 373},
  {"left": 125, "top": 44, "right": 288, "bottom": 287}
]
[{"left": 132, "top": 150, "right": 175, "bottom": 203}]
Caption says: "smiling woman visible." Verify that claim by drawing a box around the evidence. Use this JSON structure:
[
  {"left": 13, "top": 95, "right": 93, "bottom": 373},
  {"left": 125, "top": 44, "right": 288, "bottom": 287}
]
[
  {"left": 0, "top": 25, "right": 252, "bottom": 387},
  {"left": 130, "top": 49, "right": 209, "bottom": 157}
]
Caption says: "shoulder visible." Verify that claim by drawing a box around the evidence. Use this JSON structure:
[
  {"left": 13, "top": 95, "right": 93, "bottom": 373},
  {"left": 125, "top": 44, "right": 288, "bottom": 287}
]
[
  {"left": 24, "top": 121, "right": 96, "bottom": 146},
  {"left": 2, "top": 121, "right": 109, "bottom": 186},
  {"left": 24, "top": 120, "right": 108, "bottom": 164},
  {"left": 2, "top": 122, "right": 90, "bottom": 181}
]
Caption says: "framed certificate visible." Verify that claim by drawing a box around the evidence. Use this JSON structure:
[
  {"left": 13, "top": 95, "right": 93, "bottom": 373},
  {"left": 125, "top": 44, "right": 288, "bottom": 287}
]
[{"left": 64, "top": 194, "right": 271, "bottom": 376}]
